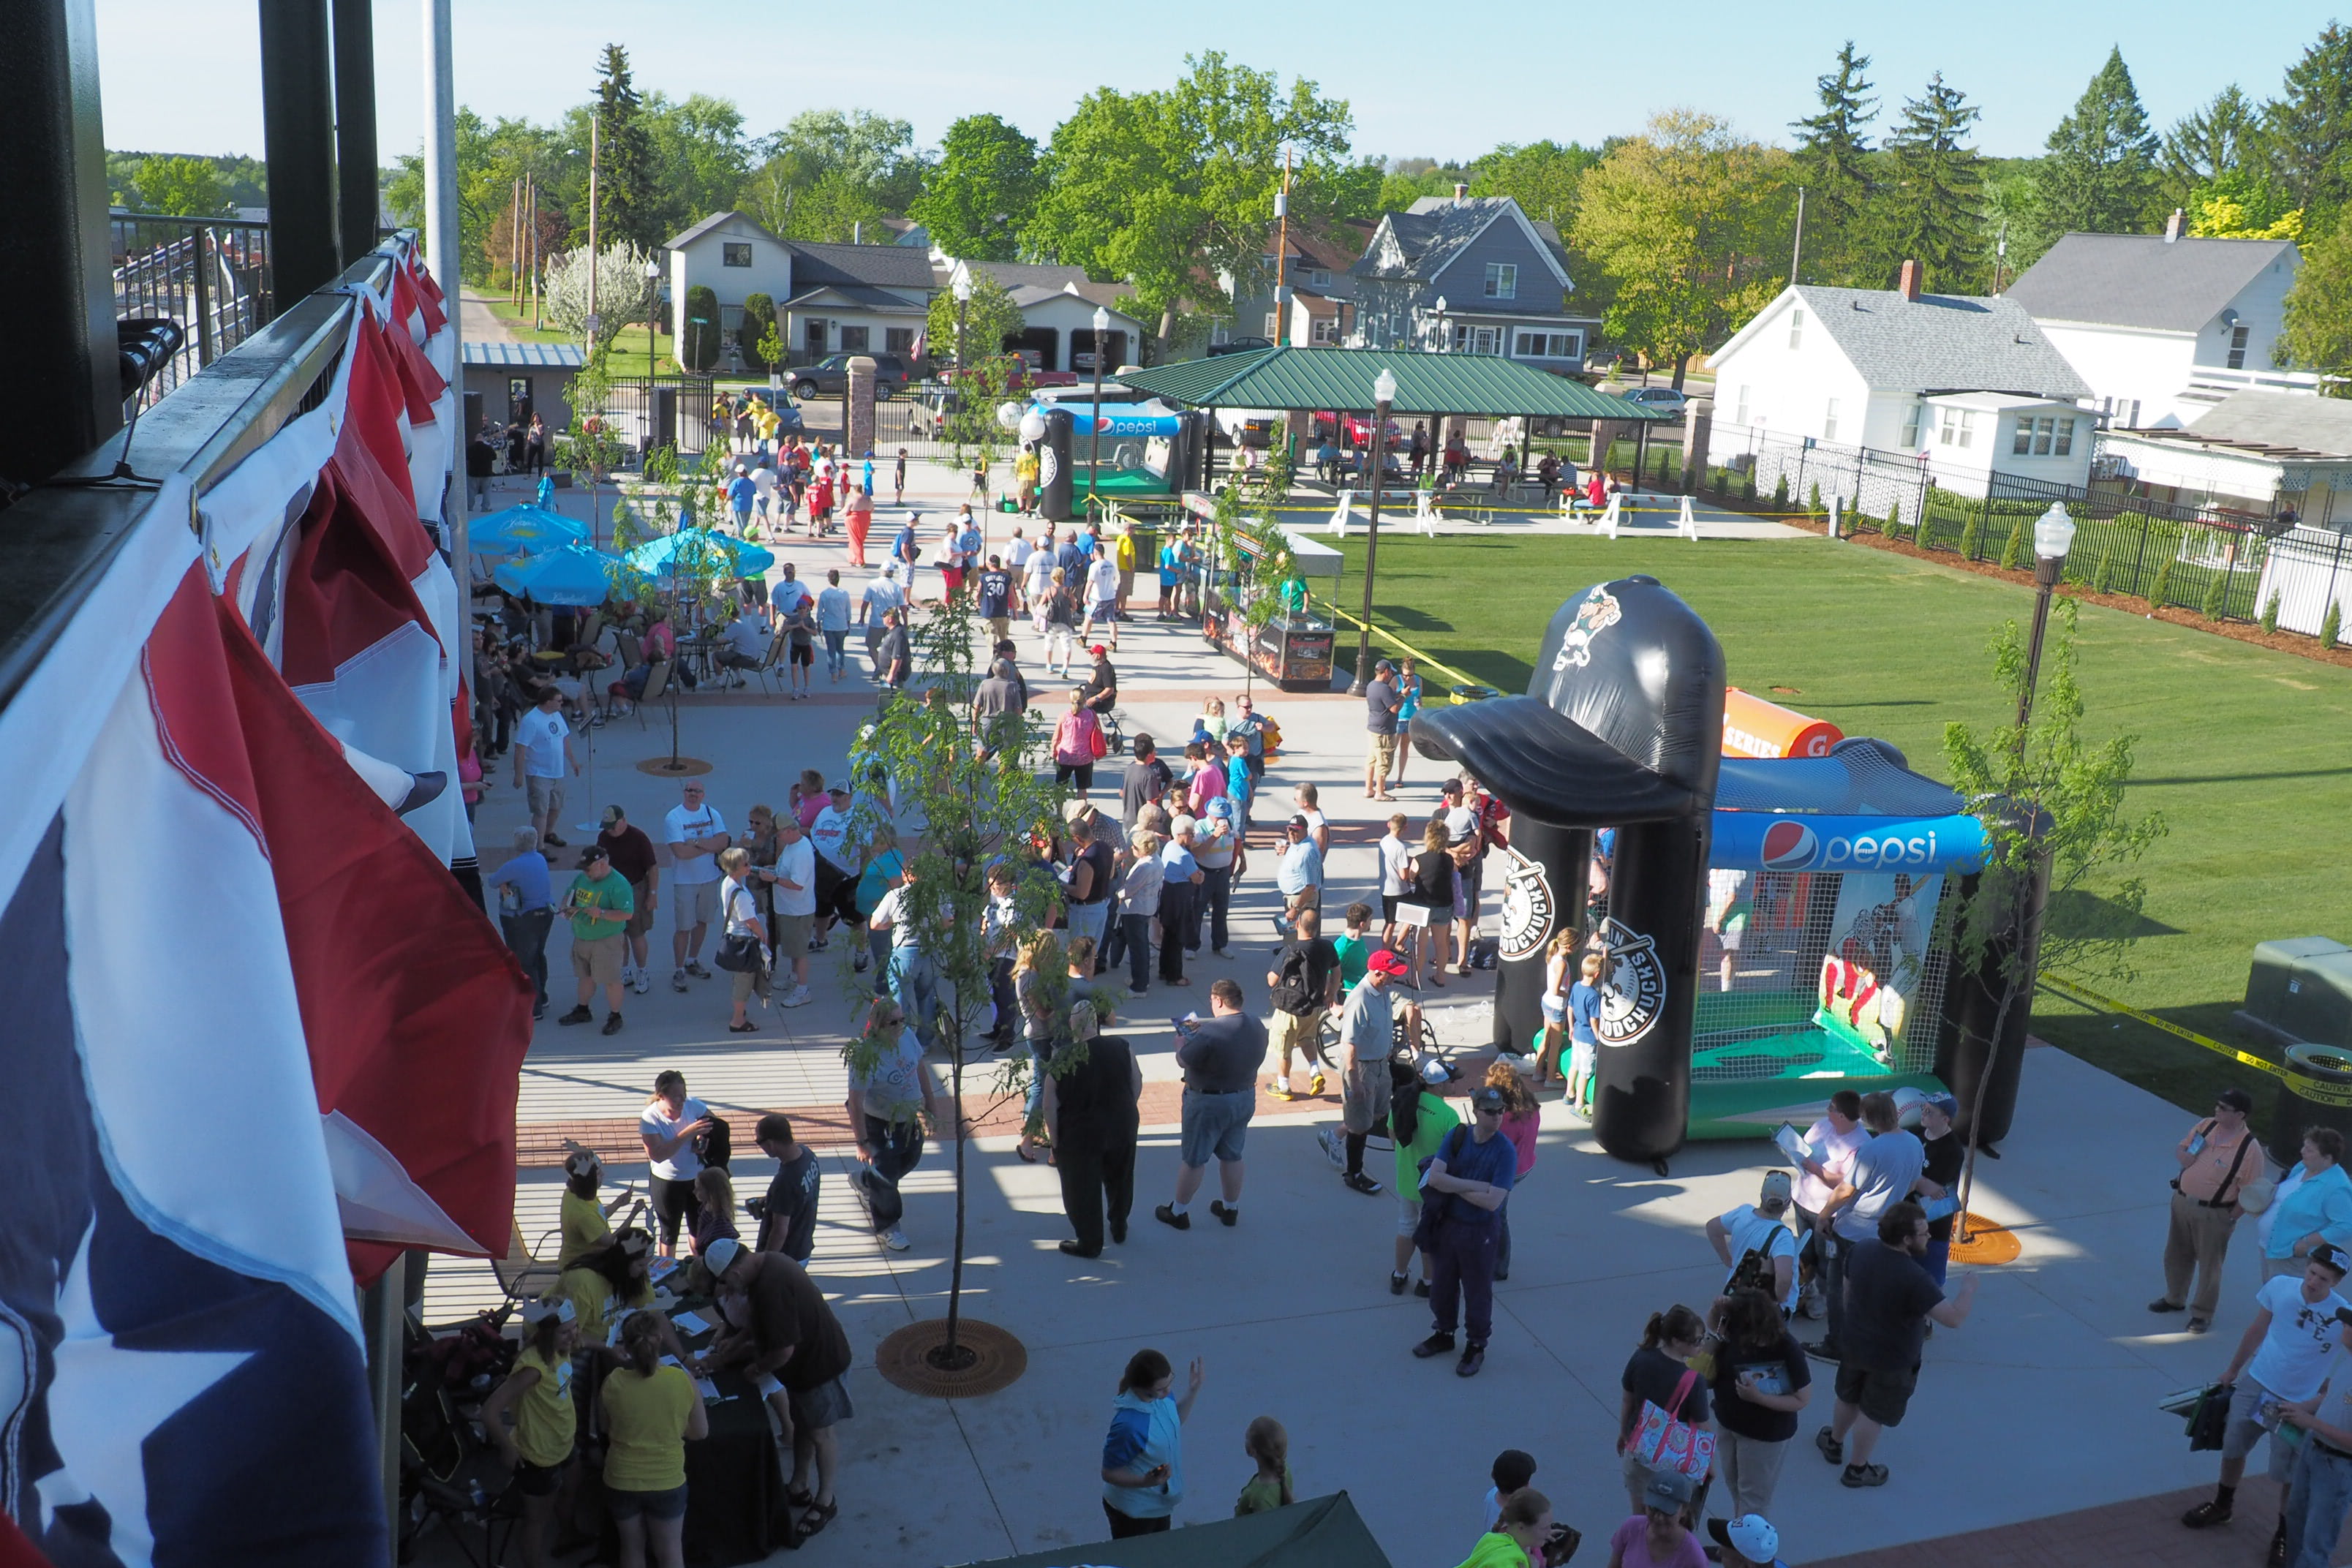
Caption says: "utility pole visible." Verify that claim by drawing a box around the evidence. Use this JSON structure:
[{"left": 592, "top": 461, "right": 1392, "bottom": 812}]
[
  {"left": 528, "top": 172, "right": 542, "bottom": 327},
  {"left": 587, "top": 114, "right": 600, "bottom": 332},
  {"left": 509, "top": 176, "right": 521, "bottom": 306},
  {"left": 1789, "top": 186, "right": 1806, "bottom": 286},
  {"left": 1271, "top": 146, "right": 1292, "bottom": 347}
]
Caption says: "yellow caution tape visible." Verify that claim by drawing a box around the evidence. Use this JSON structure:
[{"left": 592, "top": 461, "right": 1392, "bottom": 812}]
[
  {"left": 1312, "top": 600, "right": 1485, "bottom": 699},
  {"left": 2036, "top": 973, "right": 2289, "bottom": 1082}
]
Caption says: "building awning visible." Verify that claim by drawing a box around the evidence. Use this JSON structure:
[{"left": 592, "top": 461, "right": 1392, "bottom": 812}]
[
  {"left": 1115, "top": 345, "right": 1668, "bottom": 418},
  {"left": 461, "top": 341, "right": 586, "bottom": 369}
]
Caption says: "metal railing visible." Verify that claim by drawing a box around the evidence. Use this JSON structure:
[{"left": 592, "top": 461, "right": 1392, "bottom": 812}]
[{"left": 109, "top": 213, "right": 276, "bottom": 409}]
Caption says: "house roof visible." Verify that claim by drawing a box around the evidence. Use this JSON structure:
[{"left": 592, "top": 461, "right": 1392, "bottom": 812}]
[
  {"left": 1112, "top": 346, "right": 1670, "bottom": 418},
  {"left": 461, "top": 341, "right": 587, "bottom": 369},
  {"left": 1720, "top": 286, "right": 2088, "bottom": 399},
  {"left": 1351, "top": 197, "right": 1572, "bottom": 290},
  {"left": 2004, "top": 233, "right": 2299, "bottom": 333},
  {"left": 664, "top": 210, "right": 783, "bottom": 251},
  {"left": 785, "top": 241, "right": 938, "bottom": 293},
  {"left": 1005, "top": 280, "right": 1145, "bottom": 321},
  {"left": 2185, "top": 390, "right": 2352, "bottom": 459},
  {"left": 957, "top": 260, "right": 1096, "bottom": 293},
  {"left": 780, "top": 283, "right": 927, "bottom": 314}
]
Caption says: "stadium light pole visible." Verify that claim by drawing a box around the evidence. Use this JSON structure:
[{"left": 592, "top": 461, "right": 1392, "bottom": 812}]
[
  {"left": 2016, "top": 502, "right": 2078, "bottom": 737},
  {"left": 1349, "top": 366, "right": 1400, "bottom": 696}
]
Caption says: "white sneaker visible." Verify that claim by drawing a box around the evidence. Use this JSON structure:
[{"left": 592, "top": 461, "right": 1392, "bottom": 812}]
[
  {"left": 1316, "top": 1127, "right": 1346, "bottom": 1170},
  {"left": 781, "top": 984, "right": 812, "bottom": 1009},
  {"left": 633, "top": 970, "right": 650, "bottom": 995},
  {"left": 880, "top": 1227, "right": 910, "bottom": 1252}
]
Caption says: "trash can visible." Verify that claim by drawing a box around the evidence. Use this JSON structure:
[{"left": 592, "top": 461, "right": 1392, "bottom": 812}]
[
  {"left": 1447, "top": 683, "right": 1500, "bottom": 704},
  {"left": 2271, "top": 1041, "right": 2352, "bottom": 1167}
]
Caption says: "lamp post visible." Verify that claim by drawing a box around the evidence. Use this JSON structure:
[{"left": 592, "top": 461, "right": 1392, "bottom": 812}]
[
  {"left": 1087, "top": 304, "right": 1109, "bottom": 508},
  {"left": 2015, "top": 502, "right": 2078, "bottom": 736},
  {"left": 951, "top": 268, "right": 973, "bottom": 373},
  {"left": 1349, "top": 366, "right": 1400, "bottom": 696},
  {"left": 1432, "top": 295, "right": 1449, "bottom": 353}
]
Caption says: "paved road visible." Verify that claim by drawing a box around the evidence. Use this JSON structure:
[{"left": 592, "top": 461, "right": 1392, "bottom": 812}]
[{"left": 457, "top": 287, "right": 518, "bottom": 346}]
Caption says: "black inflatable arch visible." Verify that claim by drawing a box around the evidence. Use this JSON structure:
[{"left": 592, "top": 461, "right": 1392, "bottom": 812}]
[{"left": 1410, "top": 576, "right": 1725, "bottom": 1163}]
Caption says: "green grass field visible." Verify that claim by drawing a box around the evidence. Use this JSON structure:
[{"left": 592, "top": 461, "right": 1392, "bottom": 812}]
[{"left": 1329, "top": 531, "right": 2352, "bottom": 1120}]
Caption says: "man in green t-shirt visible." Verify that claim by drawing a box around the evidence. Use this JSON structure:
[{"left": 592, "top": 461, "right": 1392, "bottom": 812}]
[
  {"left": 559, "top": 843, "right": 635, "bottom": 1035},
  {"left": 1393, "top": 1057, "right": 1461, "bottom": 1296}
]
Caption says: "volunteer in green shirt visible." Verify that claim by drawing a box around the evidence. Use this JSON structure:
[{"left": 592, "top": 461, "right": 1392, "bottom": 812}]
[
  {"left": 559, "top": 843, "right": 635, "bottom": 1036},
  {"left": 1458, "top": 1488, "right": 1558, "bottom": 1568},
  {"left": 1334, "top": 902, "right": 1373, "bottom": 998},
  {"left": 478, "top": 1300, "right": 580, "bottom": 1568},
  {"left": 603, "top": 1313, "right": 709, "bottom": 1567},
  {"left": 1393, "top": 1058, "right": 1463, "bottom": 1296}
]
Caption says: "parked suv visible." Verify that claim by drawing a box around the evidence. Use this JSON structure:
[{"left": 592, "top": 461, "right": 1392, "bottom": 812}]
[
  {"left": 910, "top": 388, "right": 962, "bottom": 439},
  {"left": 1621, "top": 386, "right": 1689, "bottom": 418},
  {"left": 1207, "top": 336, "right": 1275, "bottom": 357},
  {"left": 791, "top": 352, "right": 912, "bottom": 399}
]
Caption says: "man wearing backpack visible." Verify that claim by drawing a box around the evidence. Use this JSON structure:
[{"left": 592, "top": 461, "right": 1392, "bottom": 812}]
[
  {"left": 1708, "top": 1170, "right": 1803, "bottom": 1316},
  {"left": 1266, "top": 907, "right": 1341, "bottom": 1101}
]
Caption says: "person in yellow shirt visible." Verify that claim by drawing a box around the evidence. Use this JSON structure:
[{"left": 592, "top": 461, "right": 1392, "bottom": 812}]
[
  {"left": 478, "top": 1300, "right": 581, "bottom": 1568},
  {"left": 557, "top": 1145, "right": 635, "bottom": 1269},
  {"left": 546, "top": 1229, "right": 694, "bottom": 1370},
  {"left": 1459, "top": 1488, "right": 1561, "bottom": 1568},
  {"left": 1115, "top": 521, "right": 1139, "bottom": 618},
  {"left": 602, "top": 1313, "right": 709, "bottom": 1568}
]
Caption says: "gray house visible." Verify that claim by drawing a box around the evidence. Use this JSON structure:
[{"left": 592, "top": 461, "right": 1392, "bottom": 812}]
[{"left": 1346, "top": 191, "right": 1597, "bottom": 372}]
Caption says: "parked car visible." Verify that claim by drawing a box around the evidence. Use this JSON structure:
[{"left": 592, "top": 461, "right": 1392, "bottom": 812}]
[
  {"left": 741, "top": 388, "right": 807, "bottom": 434},
  {"left": 1622, "top": 386, "right": 1689, "bottom": 418},
  {"left": 1309, "top": 410, "right": 1406, "bottom": 446},
  {"left": 1215, "top": 410, "right": 1279, "bottom": 448},
  {"left": 910, "top": 388, "right": 962, "bottom": 439},
  {"left": 791, "top": 352, "right": 912, "bottom": 399},
  {"left": 1207, "top": 336, "right": 1275, "bottom": 358}
]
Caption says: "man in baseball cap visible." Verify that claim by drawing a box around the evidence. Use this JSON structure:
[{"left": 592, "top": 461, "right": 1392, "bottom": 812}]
[
  {"left": 1708, "top": 1514, "right": 1787, "bottom": 1567},
  {"left": 1412, "top": 1081, "right": 1518, "bottom": 1377},
  {"left": 1321, "top": 949, "right": 1412, "bottom": 1195},
  {"left": 2156, "top": 1084, "right": 2261, "bottom": 1334},
  {"left": 1708, "top": 1168, "right": 1802, "bottom": 1313}
]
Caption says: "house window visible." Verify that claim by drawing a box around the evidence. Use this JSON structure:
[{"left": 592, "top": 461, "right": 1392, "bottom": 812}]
[
  {"left": 1469, "top": 325, "right": 1500, "bottom": 354},
  {"left": 2228, "top": 324, "right": 2250, "bottom": 370},
  {"left": 1901, "top": 402, "right": 1923, "bottom": 449},
  {"left": 885, "top": 327, "right": 914, "bottom": 354},
  {"left": 1735, "top": 385, "right": 1750, "bottom": 426},
  {"left": 840, "top": 325, "right": 870, "bottom": 353},
  {"left": 1787, "top": 309, "right": 1804, "bottom": 350},
  {"left": 1484, "top": 263, "right": 1516, "bottom": 299},
  {"left": 1823, "top": 397, "right": 1841, "bottom": 442},
  {"left": 722, "top": 242, "right": 752, "bottom": 268},
  {"left": 1307, "top": 268, "right": 1331, "bottom": 287},
  {"left": 2054, "top": 417, "right": 2076, "bottom": 456},
  {"left": 1940, "top": 407, "right": 1977, "bottom": 448},
  {"left": 2037, "top": 416, "right": 2057, "bottom": 456},
  {"left": 1513, "top": 331, "right": 1580, "bottom": 358},
  {"left": 2013, "top": 418, "right": 2035, "bottom": 456},
  {"left": 1264, "top": 312, "right": 1279, "bottom": 337},
  {"left": 1312, "top": 317, "right": 1338, "bottom": 344}
]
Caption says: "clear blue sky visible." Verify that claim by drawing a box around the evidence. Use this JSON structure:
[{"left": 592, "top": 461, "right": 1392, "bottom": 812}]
[{"left": 99, "top": 0, "right": 2345, "bottom": 165}]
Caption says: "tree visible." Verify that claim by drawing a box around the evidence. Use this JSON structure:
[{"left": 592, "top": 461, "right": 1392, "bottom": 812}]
[
  {"left": 1571, "top": 111, "right": 1791, "bottom": 388},
  {"left": 1204, "top": 475, "right": 1303, "bottom": 699},
  {"left": 1880, "top": 74, "right": 1987, "bottom": 293},
  {"left": 132, "top": 155, "right": 229, "bottom": 217},
  {"left": 2264, "top": 23, "right": 2352, "bottom": 235},
  {"left": 680, "top": 285, "right": 721, "bottom": 370},
  {"left": 2186, "top": 171, "right": 2304, "bottom": 240},
  {"left": 1026, "top": 53, "right": 1357, "bottom": 345},
  {"left": 1941, "top": 597, "right": 2164, "bottom": 1220},
  {"left": 1471, "top": 141, "right": 1596, "bottom": 233},
  {"left": 589, "top": 45, "right": 659, "bottom": 252},
  {"left": 543, "top": 240, "right": 658, "bottom": 350},
  {"left": 913, "top": 115, "right": 1044, "bottom": 260},
  {"left": 746, "top": 109, "right": 921, "bottom": 241},
  {"left": 1979, "top": 159, "right": 2054, "bottom": 287},
  {"left": 924, "top": 273, "right": 1026, "bottom": 373},
  {"left": 2162, "top": 85, "right": 2263, "bottom": 209},
  {"left": 641, "top": 93, "right": 755, "bottom": 244},
  {"left": 2037, "top": 48, "right": 2162, "bottom": 237},
  {"left": 1789, "top": 42, "right": 1879, "bottom": 284},
  {"left": 741, "top": 292, "right": 777, "bottom": 372},
  {"left": 2280, "top": 222, "right": 2352, "bottom": 393}
]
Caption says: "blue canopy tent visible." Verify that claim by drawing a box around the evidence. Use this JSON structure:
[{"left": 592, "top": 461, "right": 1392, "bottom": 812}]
[
  {"left": 469, "top": 504, "right": 587, "bottom": 555},
  {"left": 626, "top": 529, "right": 775, "bottom": 579},
  {"left": 491, "top": 543, "right": 622, "bottom": 607}
]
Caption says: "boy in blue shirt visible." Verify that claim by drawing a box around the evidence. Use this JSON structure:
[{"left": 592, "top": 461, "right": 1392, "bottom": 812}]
[{"left": 1567, "top": 950, "right": 1604, "bottom": 1117}]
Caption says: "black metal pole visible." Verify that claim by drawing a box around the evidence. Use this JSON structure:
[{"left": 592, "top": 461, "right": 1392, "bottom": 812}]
[
  {"left": 0, "top": 0, "right": 121, "bottom": 483},
  {"left": 260, "top": 0, "right": 341, "bottom": 306},
  {"left": 2015, "top": 553, "right": 2064, "bottom": 737},
  {"left": 331, "top": 0, "right": 377, "bottom": 267},
  {"left": 1088, "top": 334, "right": 1104, "bottom": 508},
  {"left": 1349, "top": 394, "right": 1393, "bottom": 696}
]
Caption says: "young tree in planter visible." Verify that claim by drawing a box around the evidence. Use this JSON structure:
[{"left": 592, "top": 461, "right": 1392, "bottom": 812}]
[
  {"left": 1204, "top": 476, "right": 1305, "bottom": 700},
  {"left": 1940, "top": 597, "right": 2165, "bottom": 1226},
  {"left": 616, "top": 440, "right": 741, "bottom": 770},
  {"left": 559, "top": 349, "right": 636, "bottom": 550},
  {"left": 943, "top": 354, "right": 1022, "bottom": 480}
]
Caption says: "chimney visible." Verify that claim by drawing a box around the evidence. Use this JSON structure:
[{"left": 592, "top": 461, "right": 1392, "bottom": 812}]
[
  {"left": 1897, "top": 259, "right": 1922, "bottom": 302},
  {"left": 1453, "top": 181, "right": 1469, "bottom": 200},
  {"left": 2165, "top": 208, "right": 2183, "bottom": 244}
]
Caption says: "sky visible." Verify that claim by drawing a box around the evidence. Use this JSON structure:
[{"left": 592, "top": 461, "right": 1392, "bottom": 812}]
[{"left": 99, "top": 0, "right": 2345, "bottom": 166}]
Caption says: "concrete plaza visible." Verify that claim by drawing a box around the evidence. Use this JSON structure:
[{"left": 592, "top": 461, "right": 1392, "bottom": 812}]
[{"left": 430, "top": 455, "right": 2315, "bottom": 1566}]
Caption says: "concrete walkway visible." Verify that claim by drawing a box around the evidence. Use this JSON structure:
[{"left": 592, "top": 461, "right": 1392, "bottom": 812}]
[{"left": 457, "top": 286, "right": 519, "bottom": 347}]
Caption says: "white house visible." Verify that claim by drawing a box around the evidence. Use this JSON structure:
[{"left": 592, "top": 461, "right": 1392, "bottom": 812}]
[
  {"left": 663, "top": 211, "right": 792, "bottom": 365},
  {"left": 2095, "top": 389, "right": 2352, "bottom": 529},
  {"left": 663, "top": 211, "right": 939, "bottom": 369},
  {"left": 2004, "top": 223, "right": 2308, "bottom": 430},
  {"left": 934, "top": 258, "right": 1149, "bottom": 373},
  {"left": 1706, "top": 263, "right": 2093, "bottom": 500}
]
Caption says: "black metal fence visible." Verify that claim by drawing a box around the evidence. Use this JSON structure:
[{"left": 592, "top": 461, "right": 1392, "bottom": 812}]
[
  {"left": 601, "top": 374, "right": 720, "bottom": 461},
  {"left": 1708, "top": 425, "right": 2304, "bottom": 624},
  {"left": 110, "top": 213, "right": 275, "bottom": 407}
]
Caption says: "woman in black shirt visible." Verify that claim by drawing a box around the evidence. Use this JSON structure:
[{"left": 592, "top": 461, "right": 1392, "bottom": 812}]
[
  {"left": 1404, "top": 818, "right": 1456, "bottom": 987},
  {"left": 1704, "top": 1287, "right": 1812, "bottom": 1520}
]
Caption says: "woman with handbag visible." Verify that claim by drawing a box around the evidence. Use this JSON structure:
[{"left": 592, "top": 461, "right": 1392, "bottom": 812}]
[
  {"left": 1052, "top": 688, "right": 1104, "bottom": 790},
  {"left": 1616, "top": 1304, "right": 1712, "bottom": 1520},
  {"left": 716, "top": 847, "right": 770, "bottom": 1033}
]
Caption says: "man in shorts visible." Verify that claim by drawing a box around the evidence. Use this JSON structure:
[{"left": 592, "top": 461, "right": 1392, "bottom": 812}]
[
  {"left": 1083, "top": 549, "right": 1121, "bottom": 649},
  {"left": 1363, "top": 658, "right": 1401, "bottom": 802},
  {"left": 513, "top": 686, "right": 576, "bottom": 847},
  {"left": 1319, "top": 948, "right": 1409, "bottom": 1194},
  {"left": 698, "top": 1239, "right": 856, "bottom": 1540},
  {"left": 1266, "top": 906, "right": 1340, "bottom": 1100},
  {"left": 770, "top": 813, "right": 818, "bottom": 1007},
  {"left": 976, "top": 554, "right": 1014, "bottom": 644},
  {"left": 598, "top": 805, "right": 661, "bottom": 995},
  {"left": 1817, "top": 1202, "right": 1980, "bottom": 1488},
  {"left": 664, "top": 780, "right": 729, "bottom": 991},
  {"left": 557, "top": 843, "right": 632, "bottom": 1035},
  {"left": 1157, "top": 979, "right": 1267, "bottom": 1232}
]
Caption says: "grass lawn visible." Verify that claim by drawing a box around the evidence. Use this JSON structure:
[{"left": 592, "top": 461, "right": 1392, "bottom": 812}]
[
  {"left": 471, "top": 297, "right": 691, "bottom": 382},
  {"left": 1328, "top": 531, "right": 2352, "bottom": 1120}
]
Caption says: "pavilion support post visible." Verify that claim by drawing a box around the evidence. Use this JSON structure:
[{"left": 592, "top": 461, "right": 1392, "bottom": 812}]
[
  {"left": 331, "top": 0, "right": 377, "bottom": 265},
  {"left": 259, "top": 0, "right": 341, "bottom": 304}
]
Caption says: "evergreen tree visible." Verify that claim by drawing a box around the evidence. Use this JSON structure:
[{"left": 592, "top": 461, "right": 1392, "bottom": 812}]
[
  {"left": 1881, "top": 74, "right": 1986, "bottom": 293},
  {"left": 2037, "top": 48, "right": 2162, "bottom": 236},
  {"left": 590, "top": 45, "right": 657, "bottom": 252},
  {"left": 2162, "top": 85, "right": 2261, "bottom": 208},
  {"left": 1789, "top": 42, "right": 1879, "bottom": 283},
  {"left": 2264, "top": 23, "right": 2352, "bottom": 235}
]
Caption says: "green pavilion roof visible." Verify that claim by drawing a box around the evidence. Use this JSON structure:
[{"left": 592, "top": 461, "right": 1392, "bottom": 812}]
[{"left": 1114, "top": 345, "right": 1672, "bottom": 419}]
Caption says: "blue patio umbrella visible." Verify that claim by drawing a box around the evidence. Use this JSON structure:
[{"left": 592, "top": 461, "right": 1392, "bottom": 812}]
[
  {"left": 470, "top": 504, "right": 587, "bottom": 555},
  {"left": 627, "top": 528, "right": 775, "bottom": 578},
  {"left": 492, "top": 543, "right": 622, "bottom": 606}
]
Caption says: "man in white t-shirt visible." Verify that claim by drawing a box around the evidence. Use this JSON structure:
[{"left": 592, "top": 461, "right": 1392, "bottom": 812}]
[
  {"left": 1817, "top": 1091, "right": 1937, "bottom": 1359},
  {"left": 1082, "top": 553, "right": 1121, "bottom": 648},
  {"left": 1790, "top": 1090, "right": 1869, "bottom": 1319},
  {"left": 2183, "top": 1245, "right": 2352, "bottom": 1547},
  {"left": 1708, "top": 1170, "right": 1803, "bottom": 1316},
  {"left": 2279, "top": 1295, "right": 2352, "bottom": 1568},
  {"left": 770, "top": 815, "right": 818, "bottom": 1008},
  {"left": 663, "top": 780, "right": 729, "bottom": 991},
  {"left": 859, "top": 568, "right": 906, "bottom": 677},
  {"left": 511, "top": 687, "right": 577, "bottom": 847}
]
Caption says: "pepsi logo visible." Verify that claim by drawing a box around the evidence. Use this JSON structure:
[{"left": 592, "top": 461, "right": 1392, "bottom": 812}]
[{"left": 1760, "top": 821, "right": 1820, "bottom": 870}]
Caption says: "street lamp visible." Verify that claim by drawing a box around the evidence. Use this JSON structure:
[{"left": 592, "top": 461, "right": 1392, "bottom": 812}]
[
  {"left": 1432, "top": 295, "right": 1449, "bottom": 353},
  {"left": 1349, "top": 366, "right": 1400, "bottom": 696},
  {"left": 2015, "top": 502, "right": 2078, "bottom": 735},
  {"left": 951, "top": 268, "right": 973, "bottom": 374},
  {"left": 1087, "top": 304, "right": 1110, "bottom": 507}
]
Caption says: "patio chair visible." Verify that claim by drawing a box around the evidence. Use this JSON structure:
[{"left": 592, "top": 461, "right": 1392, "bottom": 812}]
[
  {"left": 633, "top": 659, "right": 674, "bottom": 728},
  {"left": 488, "top": 1218, "right": 564, "bottom": 1304},
  {"left": 750, "top": 629, "right": 791, "bottom": 695}
]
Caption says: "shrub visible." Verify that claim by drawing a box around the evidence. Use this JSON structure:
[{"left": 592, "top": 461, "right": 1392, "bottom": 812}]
[
  {"left": 2092, "top": 546, "right": 2115, "bottom": 595},
  {"left": 1711, "top": 467, "right": 1727, "bottom": 498},
  {"left": 1743, "top": 472, "right": 1757, "bottom": 502},
  {"left": 1885, "top": 499, "right": 1904, "bottom": 539},
  {"left": 741, "top": 292, "right": 776, "bottom": 370},
  {"left": 682, "top": 285, "right": 720, "bottom": 369},
  {"left": 1772, "top": 473, "right": 1789, "bottom": 509},
  {"left": 2151, "top": 556, "right": 2175, "bottom": 608},
  {"left": 2261, "top": 592, "right": 2280, "bottom": 633},
  {"left": 1999, "top": 519, "right": 2026, "bottom": 570},
  {"left": 2201, "top": 569, "right": 2228, "bottom": 620},
  {"left": 2322, "top": 600, "right": 2341, "bottom": 650},
  {"left": 1959, "top": 513, "right": 1982, "bottom": 560},
  {"left": 1656, "top": 449, "right": 1673, "bottom": 489}
]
